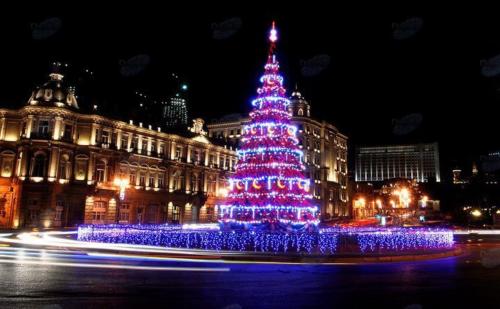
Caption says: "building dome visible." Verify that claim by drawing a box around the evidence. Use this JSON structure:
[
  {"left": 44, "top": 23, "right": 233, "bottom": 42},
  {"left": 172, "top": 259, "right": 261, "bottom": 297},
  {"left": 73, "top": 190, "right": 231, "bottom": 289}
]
[
  {"left": 289, "top": 86, "right": 310, "bottom": 117},
  {"left": 27, "top": 71, "right": 79, "bottom": 109}
]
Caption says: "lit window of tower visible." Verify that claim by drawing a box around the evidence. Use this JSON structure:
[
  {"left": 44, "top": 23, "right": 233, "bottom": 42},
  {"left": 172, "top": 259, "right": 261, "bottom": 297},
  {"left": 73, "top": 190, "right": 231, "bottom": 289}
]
[{"left": 163, "top": 93, "right": 188, "bottom": 129}]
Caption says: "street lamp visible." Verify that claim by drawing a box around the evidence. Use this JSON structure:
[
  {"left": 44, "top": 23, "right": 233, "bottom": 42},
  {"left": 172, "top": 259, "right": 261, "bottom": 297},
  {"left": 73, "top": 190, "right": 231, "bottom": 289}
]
[
  {"left": 471, "top": 209, "right": 482, "bottom": 218},
  {"left": 218, "top": 187, "right": 229, "bottom": 198},
  {"left": 114, "top": 177, "right": 130, "bottom": 200},
  {"left": 420, "top": 195, "right": 428, "bottom": 208}
]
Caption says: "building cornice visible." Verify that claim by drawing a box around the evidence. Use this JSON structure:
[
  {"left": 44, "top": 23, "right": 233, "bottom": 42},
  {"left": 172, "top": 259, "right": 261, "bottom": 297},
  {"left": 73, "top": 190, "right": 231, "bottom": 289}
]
[{"left": 2, "top": 106, "right": 236, "bottom": 156}]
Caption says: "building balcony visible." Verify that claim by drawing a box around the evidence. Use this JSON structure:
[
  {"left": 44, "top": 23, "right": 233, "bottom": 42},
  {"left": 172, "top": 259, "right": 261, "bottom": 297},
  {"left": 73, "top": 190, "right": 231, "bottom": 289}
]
[{"left": 29, "top": 132, "right": 53, "bottom": 140}]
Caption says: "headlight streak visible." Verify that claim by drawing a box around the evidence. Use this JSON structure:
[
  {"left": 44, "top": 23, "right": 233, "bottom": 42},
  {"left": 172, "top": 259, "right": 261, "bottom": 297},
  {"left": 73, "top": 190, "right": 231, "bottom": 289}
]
[
  {"left": 0, "top": 257, "right": 230, "bottom": 272},
  {"left": 0, "top": 232, "right": 230, "bottom": 272},
  {"left": 0, "top": 231, "right": 241, "bottom": 257}
]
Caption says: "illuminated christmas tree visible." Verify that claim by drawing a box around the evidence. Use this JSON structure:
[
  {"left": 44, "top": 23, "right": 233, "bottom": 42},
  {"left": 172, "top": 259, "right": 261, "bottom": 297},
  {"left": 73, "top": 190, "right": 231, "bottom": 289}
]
[{"left": 219, "top": 22, "right": 319, "bottom": 229}]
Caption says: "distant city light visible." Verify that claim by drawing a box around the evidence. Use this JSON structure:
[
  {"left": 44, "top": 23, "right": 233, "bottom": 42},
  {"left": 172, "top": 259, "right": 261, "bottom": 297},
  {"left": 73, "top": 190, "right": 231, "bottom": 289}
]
[{"left": 471, "top": 209, "right": 482, "bottom": 217}]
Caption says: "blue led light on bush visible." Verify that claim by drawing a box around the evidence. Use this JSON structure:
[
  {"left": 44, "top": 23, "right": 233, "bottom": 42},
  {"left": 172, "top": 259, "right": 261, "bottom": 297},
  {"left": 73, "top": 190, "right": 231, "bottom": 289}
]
[
  {"left": 77, "top": 224, "right": 338, "bottom": 254},
  {"left": 77, "top": 225, "right": 454, "bottom": 255}
]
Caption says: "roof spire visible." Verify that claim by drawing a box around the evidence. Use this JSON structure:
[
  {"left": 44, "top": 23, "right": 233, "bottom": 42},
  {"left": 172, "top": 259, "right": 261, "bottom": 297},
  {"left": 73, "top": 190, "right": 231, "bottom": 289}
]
[{"left": 268, "top": 21, "right": 278, "bottom": 57}]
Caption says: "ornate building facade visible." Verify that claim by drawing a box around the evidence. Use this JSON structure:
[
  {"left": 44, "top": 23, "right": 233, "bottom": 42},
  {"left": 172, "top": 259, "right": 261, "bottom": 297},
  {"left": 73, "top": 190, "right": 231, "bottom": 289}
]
[
  {"left": 0, "top": 72, "right": 236, "bottom": 229},
  {"left": 207, "top": 89, "right": 349, "bottom": 220}
]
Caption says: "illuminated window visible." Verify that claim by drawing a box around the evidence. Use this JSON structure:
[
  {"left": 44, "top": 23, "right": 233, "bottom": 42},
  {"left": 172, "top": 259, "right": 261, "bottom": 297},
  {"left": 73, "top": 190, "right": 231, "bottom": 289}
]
[
  {"left": 92, "top": 211, "right": 105, "bottom": 221},
  {"left": 119, "top": 203, "right": 129, "bottom": 222},
  {"left": 172, "top": 205, "right": 181, "bottom": 223},
  {"left": 92, "top": 201, "right": 107, "bottom": 222}
]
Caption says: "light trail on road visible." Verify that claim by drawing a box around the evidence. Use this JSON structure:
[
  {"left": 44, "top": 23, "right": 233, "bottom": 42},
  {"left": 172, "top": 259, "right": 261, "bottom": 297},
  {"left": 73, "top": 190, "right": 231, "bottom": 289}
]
[{"left": 0, "top": 231, "right": 230, "bottom": 272}]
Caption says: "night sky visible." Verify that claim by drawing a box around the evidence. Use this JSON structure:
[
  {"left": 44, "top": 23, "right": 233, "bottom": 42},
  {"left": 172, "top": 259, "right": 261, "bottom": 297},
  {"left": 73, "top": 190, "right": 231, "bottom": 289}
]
[{"left": 0, "top": 5, "right": 494, "bottom": 180}]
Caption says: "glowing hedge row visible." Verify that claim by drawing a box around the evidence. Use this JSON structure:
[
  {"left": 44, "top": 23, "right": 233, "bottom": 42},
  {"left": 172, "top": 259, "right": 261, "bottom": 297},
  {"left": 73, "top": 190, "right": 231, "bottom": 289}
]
[
  {"left": 77, "top": 225, "right": 454, "bottom": 255},
  {"left": 77, "top": 225, "right": 337, "bottom": 254}
]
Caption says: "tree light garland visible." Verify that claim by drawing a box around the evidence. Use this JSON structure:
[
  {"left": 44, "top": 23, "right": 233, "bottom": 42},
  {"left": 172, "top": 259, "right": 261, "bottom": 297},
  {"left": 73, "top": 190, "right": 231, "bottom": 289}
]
[{"left": 221, "top": 23, "right": 317, "bottom": 229}]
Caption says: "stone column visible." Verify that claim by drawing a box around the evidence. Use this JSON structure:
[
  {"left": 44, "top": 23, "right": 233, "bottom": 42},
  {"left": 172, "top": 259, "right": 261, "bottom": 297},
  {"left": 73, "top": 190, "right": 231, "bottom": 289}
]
[
  {"left": 26, "top": 115, "right": 34, "bottom": 138},
  {"left": 221, "top": 155, "right": 226, "bottom": 169},
  {"left": 186, "top": 145, "right": 192, "bottom": 163},
  {"left": 157, "top": 140, "right": 162, "bottom": 157},
  {"left": 215, "top": 174, "right": 220, "bottom": 196},
  {"left": 167, "top": 203, "right": 173, "bottom": 223},
  {"left": 87, "top": 154, "right": 94, "bottom": 183},
  {"left": 203, "top": 172, "right": 208, "bottom": 193},
  {"left": 116, "top": 129, "right": 122, "bottom": 150},
  {"left": 53, "top": 116, "right": 63, "bottom": 140},
  {"left": 185, "top": 169, "right": 191, "bottom": 193},
  {"left": 19, "top": 148, "right": 28, "bottom": 177},
  {"left": 204, "top": 149, "right": 209, "bottom": 166},
  {"left": 137, "top": 135, "right": 143, "bottom": 154},
  {"left": 170, "top": 141, "right": 177, "bottom": 159},
  {"left": 147, "top": 138, "right": 152, "bottom": 155},
  {"left": 90, "top": 123, "right": 98, "bottom": 146},
  {"left": 0, "top": 117, "right": 5, "bottom": 140},
  {"left": 48, "top": 147, "right": 60, "bottom": 179}
]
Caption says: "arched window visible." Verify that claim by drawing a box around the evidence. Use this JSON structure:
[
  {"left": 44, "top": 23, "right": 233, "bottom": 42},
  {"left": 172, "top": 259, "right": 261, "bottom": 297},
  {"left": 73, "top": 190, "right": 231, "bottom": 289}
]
[
  {"left": 58, "top": 154, "right": 71, "bottom": 180},
  {"left": 298, "top": 108, "right": 304, "bottom": 116},
  {"left": 32, "top": 153, "right": 46, "bottom": 177}
]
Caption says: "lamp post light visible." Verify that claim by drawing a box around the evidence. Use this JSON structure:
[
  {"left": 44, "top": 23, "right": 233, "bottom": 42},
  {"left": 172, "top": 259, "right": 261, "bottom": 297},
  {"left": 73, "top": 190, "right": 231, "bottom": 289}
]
[
  {"left": 218, "top": 187, "right": 229, "bottom": 198},
  {"left": 114, "top": 177, "right": 130, "bottom": 201},
  {"left": 420, "top": 195, "right": 428, "bottom": 208},
  {"left": 471, "top": 209, "right": 482, "bottom": 218}
]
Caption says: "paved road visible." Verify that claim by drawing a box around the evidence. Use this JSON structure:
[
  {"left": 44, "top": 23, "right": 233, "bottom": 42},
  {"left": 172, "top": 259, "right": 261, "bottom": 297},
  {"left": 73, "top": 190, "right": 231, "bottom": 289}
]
[{"left": 0, "top": 232, "right": 499, "bottom": 309}]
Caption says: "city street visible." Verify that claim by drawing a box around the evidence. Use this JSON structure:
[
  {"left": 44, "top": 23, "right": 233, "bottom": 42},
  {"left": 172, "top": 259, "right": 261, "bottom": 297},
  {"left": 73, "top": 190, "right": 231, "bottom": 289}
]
[{"left": 0, "top": 231, "right": 499, "bottom": 308}]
